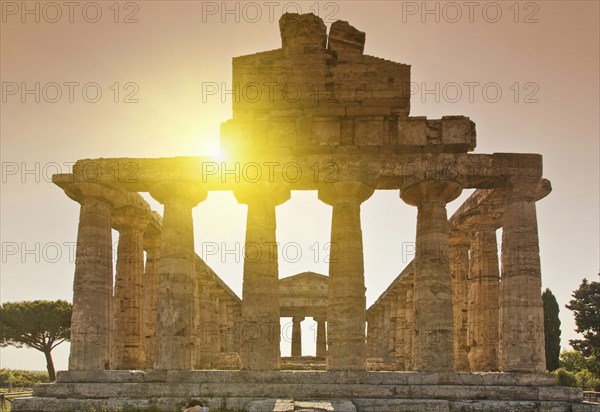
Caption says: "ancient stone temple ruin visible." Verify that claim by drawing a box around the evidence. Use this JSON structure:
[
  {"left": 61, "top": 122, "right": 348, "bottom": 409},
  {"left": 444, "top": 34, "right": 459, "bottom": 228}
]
[{"left": 14, "top": 13, "right": 596, "bottom": 412}]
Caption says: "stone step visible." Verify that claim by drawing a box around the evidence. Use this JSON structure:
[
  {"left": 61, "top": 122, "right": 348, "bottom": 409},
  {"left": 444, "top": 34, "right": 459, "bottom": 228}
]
[
  {"left": 12, "top": 396, "right": 600, "bottom": 412},
  {"left": 56, "top": 370, "right": 559, "bottom": 387},
  {"left": 32, "top": 381, "right": 582, "bottom": 402}
]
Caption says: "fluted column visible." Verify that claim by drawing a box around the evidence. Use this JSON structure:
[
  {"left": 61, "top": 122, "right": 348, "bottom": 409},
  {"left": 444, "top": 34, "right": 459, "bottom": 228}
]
[
  {"left": 467, "top": 224, "right": 500, "bottom": 371},
  {"left": 112, "top": 206, "right": 149, "bottom": 370},
  {"left": 381, "top": 300, "right": 391, "bottom": 360},
  {"left": 235, "top": 183, "right": 290, "bottom": 370},
  {"left": 500, "top": 183, "right": 546, "bottom": 372},
  {"left": 65, "top": 182, "right": 126, "bottom": 370},
  {"left": 400, "top": 181, "right": 462, "bottom": 371},
  {"left": 395, "top": 288, "right": 408, "bottom": 370},
  {"left": 388, "top": 294, "right": 398, "bottom": 363},
  {"left": 291, "top": 316, "right": 304, "bottom": 357},
  {"left": 194, "top": 275, "right": 214, "bottom": 369},
  {"left": 225, "top": 301, "right": 237, "bottom": 353},
  {"left": 219, "top": 296, "right": 228, "bottom": 353},
  {"left": 449, "top": 235, "right": 470, "bottom": 371},
  {"left": 143, "top": 222, "right": 161, "bottom": 369},
  {"left": 210, "top": 290, "right": 222, "bottom": 363},
  {"left": 315, "top": 317, "right": 327, "bottom": 357},
  {"left": 375, "top": 308, "right": 385, "bottom": 358},
  {"left": 405, "top": 288, "right": 415, "bottom": 370},
  {"left": 150, "top": 182, "right": 207, "bottom": 370},
  {"left": 319, "top": 181, "right": 374, "bottom": 370}
]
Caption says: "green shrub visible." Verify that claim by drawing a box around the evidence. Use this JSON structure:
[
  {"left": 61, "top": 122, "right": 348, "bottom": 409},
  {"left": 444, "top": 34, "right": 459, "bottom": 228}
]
[
  {"left": 555, "top": 367, "right": 578, "bottom": 387},
  {"left": 0, "top": 369, "right": 49, "bottom": 389}
]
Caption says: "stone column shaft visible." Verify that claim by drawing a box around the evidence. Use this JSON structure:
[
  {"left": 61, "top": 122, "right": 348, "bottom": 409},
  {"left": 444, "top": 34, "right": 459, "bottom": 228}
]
[
  {"left": 315, "top": 317, "right": 327, "bottom": 357},
  {"left": 319, "top": 181, "right": 374, "bottom": 371},
  {"left": 401, "top": 181, "right": 461, "bottom": 371},
  {"left": 236, "top": 184, "right": 289, "bottom": 370},
  {"left": 68, "top": 189, "right": 115, "bottom": 370},
  {"left": 225, "top": 301, "right": 237, "bottom": 353},
  {"left": 395, "top": 290, "right": 408, "bottom": 370},
  {"left": 112, "top": 207, "right": 149, "bottom": 370},
  {"left": 219, "top": 297, "right": 228, "bottom": 353},
  {"left": 500, "top": 185, "right": 545, "bottom": 372},
  {"left": 151, "top": 183, "right": 206, "bottom": 370},
  {"left": 194, "top": 276, "right": 214, "bottom": 369},
  {"left": 388, "top": 295, "right": 398, "bottom": 363},
  {"left": 467, "top": 226, "right": 500, "bottom": 371},
  {"left": 291, "top": 316, "right": 304, "bottom": 357},
  {"left": 143, "top": 235, "right": 160, "bottom": 369},
  {"left": 450, "top": 240, "right": 470, "bottom": 371},
  {"left": 405, "top": 288, "right": 415, "bottom": 371}
]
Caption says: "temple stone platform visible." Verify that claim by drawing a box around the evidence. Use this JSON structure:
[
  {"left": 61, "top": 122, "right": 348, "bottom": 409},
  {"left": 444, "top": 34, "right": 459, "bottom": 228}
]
[{"left": 12, "top": 370, "right": 599, "bottom": 411}]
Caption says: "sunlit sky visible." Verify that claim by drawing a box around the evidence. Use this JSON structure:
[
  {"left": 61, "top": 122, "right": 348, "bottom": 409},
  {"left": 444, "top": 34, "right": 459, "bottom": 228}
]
[{"left": 1, "top": 1, "right": 598, "bottom": 371}]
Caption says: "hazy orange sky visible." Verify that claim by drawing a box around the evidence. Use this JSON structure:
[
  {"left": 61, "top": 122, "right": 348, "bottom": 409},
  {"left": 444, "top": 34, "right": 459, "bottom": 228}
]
[{"left": 1, "top": 0, "right": 598, "bottom": 370}]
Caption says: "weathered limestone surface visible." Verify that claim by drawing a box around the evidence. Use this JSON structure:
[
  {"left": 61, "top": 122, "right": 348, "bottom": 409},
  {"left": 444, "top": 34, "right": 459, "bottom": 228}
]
[
  {"left": 142, "top": 214, "right": 161, "bottom": 369},
  {"left": 401, "top": 180, "right": 462, "bottom": 371},
  {"left": 42, "top": 11, "right": 566, "bottom": 412},
  {"left": 500, "top": 183, "right": 546, "bottom": 373},
  {"left": 235, "top": 182, "right": 290, "bottom": 370},
  {"left": 467, "top": 224, "right": 500, "bottom": 372},
  {"left": 13, "top": 370, "right": 591, "bottom": 411},
  {"left": 315, "top": 317, "right": 327, "bottom": 358},
  {"left": 291, "top": 316, "right": 304, "bottom": 357},
  {"left": 111, "top": 205, "right": 149, "bottom": 370},
  {"left": 449, "top": 236, "right": 470, "bottom": 371},
  {"left": 150, "top": 182, "right": 207, "bottom": 370},
  {"left": 64, "top": 183, "right": 127, "bottom": 370},
  {"left": 319, "top": 181, "right": 374, "bottom": 370}
]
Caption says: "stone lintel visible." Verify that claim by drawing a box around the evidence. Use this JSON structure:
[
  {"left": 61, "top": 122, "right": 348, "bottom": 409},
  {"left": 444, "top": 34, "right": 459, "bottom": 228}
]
[{"left": 58, "top": 153, "right": 544, "bottom": 194}]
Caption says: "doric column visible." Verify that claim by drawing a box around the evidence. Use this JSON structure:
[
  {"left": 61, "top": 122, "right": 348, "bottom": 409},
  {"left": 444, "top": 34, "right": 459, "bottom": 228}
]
[
  {"left": 291, "top": 316, "right": 304, "bottom": 357},
  {"left": 150, "top": 182, "right": 207, "bottom": 370},
  {"left": 405, "top": 288, "right": 415, "bottom": 370},
  {"left": 449, "top": 234, "right": 470, "bottom": 371},
  {"left": 112, "top": 206, "right": 150, "bottom": 370},
  {"left": 319, "top": 181, "right": 374, "bottom": 370},
  {"left": 467, "top": 224, "right": 500, "bottom": 371},
  {"left": 193, "top": 274, "right": 214, "bottom": 369},
  {"left": 64, "top": 182, "right": 126, "bottom": 370},
  {"left": 381, "top": 300, "right": 391, "bottom": 359},
  {"left": 315, "top": 317, "right": 327, "bottom": 357},
  {"left": 400, "top": 180, "right": 462, "bottom": 371},
  {"left": 388, "top": 293, "right": 398, "bottom": 363},
  {"left": 375, "top": 307, "right": 385, "bottom": 358},
  {"left": 219, "top": 296, "right": 228, "bottom": 353},
  {"left": 500, "top": 182, "right": 546, "bottom": 372},
  {"left": 366, "top": 312, "right": 375, "bottom": 358},
  {"left": 210, "top": 290, "right": 222, "bottom": 362},
  {"left": 225, "top": 301, "right": 237, "bottom": 353},
  {"left": 233, "top": 305, "right": 242, "bottom": 353},
  {"left": 395, "top": 288, "right": 408, "bottom": 370},
  {"left": 235, "top": 182, "right": 290, "bottom": 370},
  {"left": 143, "top": 218, "right": 161, "bottom": 369}
]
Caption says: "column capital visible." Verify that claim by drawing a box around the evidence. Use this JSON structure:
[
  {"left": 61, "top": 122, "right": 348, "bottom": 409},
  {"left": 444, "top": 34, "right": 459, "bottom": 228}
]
[
  {"left": 234, "top": 182, "right": 290, "bottom": 206},
  {"left": 505, "top": 178, "right": 552, "bottom": 203},
  {"left": 318, "top": 181, "right": 374, "bottom": 206},
  {"left": 64, "top": 182, "right": 129, "bottom": 208},
  {"left": 150, "top": 181, "right": 207, "bottom": 207},
  {"left": 313, "top": 316, "right": 326, "bottom": 323},
  {"left": 400, "top": 180, "right": 462, "bottom": 207},
  {"left": 292, "top": 316, "right": 305, "bottom": 323}
]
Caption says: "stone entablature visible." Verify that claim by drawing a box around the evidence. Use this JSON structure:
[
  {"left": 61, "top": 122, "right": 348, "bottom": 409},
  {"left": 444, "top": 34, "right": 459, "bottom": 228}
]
[{"left": 279, "top": 272, "right": 327, "bottom": 318}]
